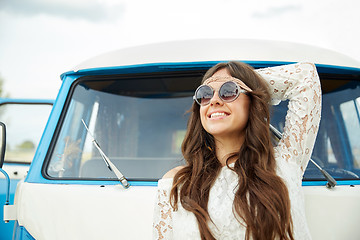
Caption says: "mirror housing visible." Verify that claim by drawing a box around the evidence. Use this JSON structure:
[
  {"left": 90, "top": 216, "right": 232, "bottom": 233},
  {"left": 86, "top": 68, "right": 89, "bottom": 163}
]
[{"left": 0, "top": 122, "right": 6, "bottom": 168}]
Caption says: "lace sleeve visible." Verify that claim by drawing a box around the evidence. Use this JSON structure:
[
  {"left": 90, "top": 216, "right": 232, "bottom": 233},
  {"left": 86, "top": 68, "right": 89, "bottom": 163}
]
[
  {"left": 153, "top": 178, "right": 174, "bottom": 240},
  {"left": 256, "top": 62, "right": 322, "bottom": 175}
]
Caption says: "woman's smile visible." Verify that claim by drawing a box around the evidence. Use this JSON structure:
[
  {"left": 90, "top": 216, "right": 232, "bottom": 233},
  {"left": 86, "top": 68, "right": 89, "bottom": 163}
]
[{"left": 208, "top": 111, "right": 229, "bottom": 119}]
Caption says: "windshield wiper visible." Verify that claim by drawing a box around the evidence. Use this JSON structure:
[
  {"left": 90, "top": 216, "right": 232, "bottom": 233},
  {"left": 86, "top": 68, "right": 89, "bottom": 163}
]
[
  {"left": 270, "top": 124, "right": 337, "bottom": 188},
  {"left": 81, "top": 119, "right": 130, "bottom": 189}
]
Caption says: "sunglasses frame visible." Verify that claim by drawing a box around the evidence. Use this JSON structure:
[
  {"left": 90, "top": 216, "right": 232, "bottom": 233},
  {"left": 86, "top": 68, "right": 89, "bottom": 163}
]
[{"left": 193, "top": 81, "right": 247, "bottom": 106}]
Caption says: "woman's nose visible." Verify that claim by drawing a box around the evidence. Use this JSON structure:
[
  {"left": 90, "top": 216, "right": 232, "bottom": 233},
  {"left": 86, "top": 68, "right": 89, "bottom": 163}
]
[{"left": 210, "top": 91, "right": 224, "bottom": 106}]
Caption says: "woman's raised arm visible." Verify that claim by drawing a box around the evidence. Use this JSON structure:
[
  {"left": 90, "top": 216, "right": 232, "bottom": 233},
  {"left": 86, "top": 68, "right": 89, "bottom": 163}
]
[{"left": 256, "top": 62, "right": 322, "bottom": 175}]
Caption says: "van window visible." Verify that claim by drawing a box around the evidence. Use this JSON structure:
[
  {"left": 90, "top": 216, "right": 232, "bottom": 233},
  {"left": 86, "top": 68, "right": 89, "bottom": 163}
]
[
  {"left": 45, "top": 74, "right": 360, "bottom": 182},
  {"left": 272, "top": 80, "right": 360, "bottom": 181},
  {"left": 340, "top": 97, "right": 360, "bottom": 168},
  {"left": 0, "top": 102, "right": 52, "bottom": 164},
  {"left": 46, "top": 74, "right": 199, "bottom": 180}
]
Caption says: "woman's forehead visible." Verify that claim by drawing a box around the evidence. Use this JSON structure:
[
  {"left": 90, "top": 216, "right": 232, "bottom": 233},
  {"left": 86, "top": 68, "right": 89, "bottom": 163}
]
[
  {"left": 203, "top": 75, "right": 253, "bottom": 92},
  {"left": 206, "top": 80, "right": 226, "bottom": 89}
]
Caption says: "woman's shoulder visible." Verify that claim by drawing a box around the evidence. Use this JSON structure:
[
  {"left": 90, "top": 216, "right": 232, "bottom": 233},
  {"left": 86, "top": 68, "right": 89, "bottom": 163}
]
[{"left": 162, "top": 165, "right": 185, "bottom": 179}]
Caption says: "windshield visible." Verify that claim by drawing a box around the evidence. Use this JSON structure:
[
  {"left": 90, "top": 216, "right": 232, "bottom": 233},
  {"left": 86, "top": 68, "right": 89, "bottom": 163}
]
[
  {"left": 45, "top": 72, "right": 360, "bottom": 182},
  {"left": 271, "top": 79, "right": 360, "bottom": 181},
  {"left": 46, "top": 74, "right": 199, "bottom": 180}
]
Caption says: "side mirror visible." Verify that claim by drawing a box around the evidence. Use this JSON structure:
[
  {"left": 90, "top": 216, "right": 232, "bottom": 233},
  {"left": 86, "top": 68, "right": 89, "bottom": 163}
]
[{"left": 0, "top": 122, "right": 6, "bottom": 168}]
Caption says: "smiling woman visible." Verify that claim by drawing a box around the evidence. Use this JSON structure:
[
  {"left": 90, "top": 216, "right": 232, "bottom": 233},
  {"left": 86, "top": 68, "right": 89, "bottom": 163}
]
[{"left": 154, "top": 61, "right": 321, "bottom": 240}]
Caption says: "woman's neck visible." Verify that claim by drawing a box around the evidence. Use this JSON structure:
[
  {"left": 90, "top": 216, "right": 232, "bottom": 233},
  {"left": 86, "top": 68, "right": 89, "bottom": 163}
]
[{"left": 214, "top": 134, "right": 244, "bottom": 166}]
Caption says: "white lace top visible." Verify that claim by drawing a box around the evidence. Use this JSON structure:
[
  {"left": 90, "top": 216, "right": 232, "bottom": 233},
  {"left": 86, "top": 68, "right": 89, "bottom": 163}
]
[{"left": 153, "top": 62, "right": 322, "bottom": 240}]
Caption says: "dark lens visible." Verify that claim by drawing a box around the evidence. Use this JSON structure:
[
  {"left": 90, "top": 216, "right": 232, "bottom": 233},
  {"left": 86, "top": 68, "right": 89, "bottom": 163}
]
[
  {"left": 219, "top": 81, "right": 239, "bottom": 102},
  {"left": 196, "top": 85, "right": 213, "bottom": 105}
]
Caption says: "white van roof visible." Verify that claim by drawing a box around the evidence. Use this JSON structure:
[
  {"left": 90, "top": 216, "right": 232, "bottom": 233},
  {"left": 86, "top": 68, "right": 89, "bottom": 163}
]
[{"left": 72, "top": 39, "right": 360, "bottom": 71}]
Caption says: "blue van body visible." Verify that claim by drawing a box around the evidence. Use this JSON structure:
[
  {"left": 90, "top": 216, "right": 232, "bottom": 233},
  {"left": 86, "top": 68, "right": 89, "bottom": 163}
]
[{"left": 2, "top": 40, "right": 360, "bottom": 239}]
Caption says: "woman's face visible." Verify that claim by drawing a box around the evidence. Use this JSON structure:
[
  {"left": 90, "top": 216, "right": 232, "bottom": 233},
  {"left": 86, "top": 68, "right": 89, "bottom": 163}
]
[{"left": 199, "top": 68, "right": 251, "bottom": 140}]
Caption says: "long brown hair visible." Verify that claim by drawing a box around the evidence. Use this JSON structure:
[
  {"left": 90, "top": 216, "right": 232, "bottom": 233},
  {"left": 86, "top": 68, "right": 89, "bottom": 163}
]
[{"left": 170, "top": 62, "right": 294, "bottom": 240}]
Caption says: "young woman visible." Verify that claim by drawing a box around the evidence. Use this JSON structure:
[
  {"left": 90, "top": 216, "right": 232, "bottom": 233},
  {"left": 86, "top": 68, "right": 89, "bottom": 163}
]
[{"left": 153, "top": 62, "right": 321, "bottom": 240}]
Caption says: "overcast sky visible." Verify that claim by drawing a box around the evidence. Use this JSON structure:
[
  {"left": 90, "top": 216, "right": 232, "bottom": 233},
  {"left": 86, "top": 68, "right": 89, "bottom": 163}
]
[{"left": 1, "top": 0, "right": 360, "bottom": 99}]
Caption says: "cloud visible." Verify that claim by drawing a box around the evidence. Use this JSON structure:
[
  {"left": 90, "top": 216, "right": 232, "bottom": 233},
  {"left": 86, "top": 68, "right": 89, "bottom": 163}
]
[
  {"left": 252, "top": 4, "right": 302, "bottom": 18},
  {"left": 0, "top": 0, "right": 125, "bottom": 22}
]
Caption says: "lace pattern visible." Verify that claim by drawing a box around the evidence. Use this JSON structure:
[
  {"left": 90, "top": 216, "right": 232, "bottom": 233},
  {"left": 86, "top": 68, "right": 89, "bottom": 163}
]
[
  {"left": 153, "top": 179, "right": 174, "bottom": 239},
  {"left": 256, "top": 62, "right": 322, "bottom": 175},
  {"left": 153, "top": 62, "right": 321, "bottom": 240}
]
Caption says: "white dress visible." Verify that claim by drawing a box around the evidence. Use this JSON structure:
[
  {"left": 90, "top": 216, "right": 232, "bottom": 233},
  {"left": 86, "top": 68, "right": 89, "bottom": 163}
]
[{"left": 153, "top": 62, "right": 322, "bottom": 240}]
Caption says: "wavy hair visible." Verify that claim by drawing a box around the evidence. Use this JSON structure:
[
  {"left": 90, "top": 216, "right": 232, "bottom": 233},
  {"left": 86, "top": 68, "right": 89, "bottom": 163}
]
[{"left": 170, "top": 62, "right": 294, "bottom": 240}]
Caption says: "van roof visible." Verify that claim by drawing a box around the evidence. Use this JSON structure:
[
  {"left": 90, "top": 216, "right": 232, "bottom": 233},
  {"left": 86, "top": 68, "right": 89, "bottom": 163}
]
[{"left": 72, "top": 39, "right": 360, "bottom": 72}]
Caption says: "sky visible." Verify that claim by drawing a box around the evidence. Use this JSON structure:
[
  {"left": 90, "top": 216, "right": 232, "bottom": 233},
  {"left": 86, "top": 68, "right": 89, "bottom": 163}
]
[{"left": 0, "top": 0, "right": 360, "bottom": 99}]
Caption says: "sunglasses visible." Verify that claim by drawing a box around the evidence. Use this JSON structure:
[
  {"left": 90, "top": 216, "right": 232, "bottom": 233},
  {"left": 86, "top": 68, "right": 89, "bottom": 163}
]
[{"left": 193, "top": 81, "right": 248, "bottom": 106}]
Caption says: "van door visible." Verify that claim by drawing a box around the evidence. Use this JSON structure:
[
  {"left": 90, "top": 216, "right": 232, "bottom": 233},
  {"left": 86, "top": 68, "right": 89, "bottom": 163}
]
[{"left": 0, "top": 99, "right": 53, "bottom": 240}]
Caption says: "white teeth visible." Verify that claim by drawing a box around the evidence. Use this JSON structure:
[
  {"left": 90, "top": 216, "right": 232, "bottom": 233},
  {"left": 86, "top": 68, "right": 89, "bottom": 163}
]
[{"left": 210, "top": 112, "right": 226, "bottom": 118}]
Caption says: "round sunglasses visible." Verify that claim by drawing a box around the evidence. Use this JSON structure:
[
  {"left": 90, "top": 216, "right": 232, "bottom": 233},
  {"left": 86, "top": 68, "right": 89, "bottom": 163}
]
[{"left": 193, "top": 81, "right": 247, "bottom": 106}]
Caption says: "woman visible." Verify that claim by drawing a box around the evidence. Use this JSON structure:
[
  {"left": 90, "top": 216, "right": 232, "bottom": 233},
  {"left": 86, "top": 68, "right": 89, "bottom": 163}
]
[{"left": 153, "top": 62, "right": 321, "bottom": 240}]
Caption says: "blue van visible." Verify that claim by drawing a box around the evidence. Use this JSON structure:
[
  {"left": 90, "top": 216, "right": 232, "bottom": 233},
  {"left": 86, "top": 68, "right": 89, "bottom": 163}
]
[{"left": 1, "top": 39, "right": 360, "bottom": 239}]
